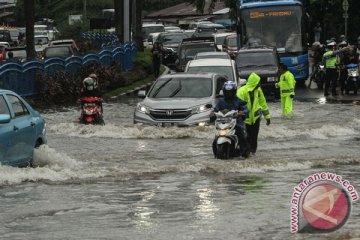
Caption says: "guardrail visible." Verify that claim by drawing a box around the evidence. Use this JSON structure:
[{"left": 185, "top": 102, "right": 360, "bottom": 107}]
[{"left": 0, "top": 42, "right": 137, "bottom": 97}]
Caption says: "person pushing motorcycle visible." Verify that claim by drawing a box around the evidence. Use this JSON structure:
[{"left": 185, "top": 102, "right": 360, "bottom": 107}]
[
  {"left": 237, "top": 72, "right": 271, "bottom": 156},
  {"left": 210, "top": 81, "right": 250, "bottom": 158}
]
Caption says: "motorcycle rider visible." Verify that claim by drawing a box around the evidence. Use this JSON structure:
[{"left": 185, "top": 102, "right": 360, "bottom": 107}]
[
  {"left": 210, "top": 81, "right": 250, "bottom": 158},
  {"left": 276, "top": 63, "right": 296, "bottom": 117},
  {"left": 237, "top": 73, "right": 271, "bottom": 155},
  {"left": 81, "top": 73, "right": 101, "bottom": 97},
  {"left": 310, "top": 41, "right": 324, "bottom": 83},
  {"left": 79, "top": 73, "right": 103, "bottom": 122}
]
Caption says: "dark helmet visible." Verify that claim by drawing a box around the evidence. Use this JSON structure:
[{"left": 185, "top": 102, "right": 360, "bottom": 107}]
[
  {"left": 222, "top": 81, "right": 237, "bottom": 99},
  {"left": 83, "top": 77, "right": 97, "bottom": 91}
]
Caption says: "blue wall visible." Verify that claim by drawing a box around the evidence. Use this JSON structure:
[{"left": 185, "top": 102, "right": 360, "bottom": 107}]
[{"left": 0, "top": 42, "right": 137, "bottom": 97}]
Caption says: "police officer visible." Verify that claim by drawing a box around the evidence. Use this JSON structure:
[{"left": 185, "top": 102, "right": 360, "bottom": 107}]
[
  {"left": 322, "top": 41, "right": 338, "bottom": 96},
  {"left": 276, "top": 63, "right": 296, "bottom": 117},
  {"left": 237, "top": 72, "right": 271, "bottom": 155}
]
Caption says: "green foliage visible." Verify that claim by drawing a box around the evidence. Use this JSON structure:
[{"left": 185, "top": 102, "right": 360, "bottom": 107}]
[
  {"left": 143, "top": 0, "right": 188, "bottom": 12},
  {"left": 15, "top": 0, "right": 113, "bottom": 27}
]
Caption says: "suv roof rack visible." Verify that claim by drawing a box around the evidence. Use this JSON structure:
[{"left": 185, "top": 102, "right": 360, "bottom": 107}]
[
  {"left": 181, "top": 37, "right": 214, "bottom": 43},
  {"left": 240, "top": 45, "right": 277, "bottom": 51}
]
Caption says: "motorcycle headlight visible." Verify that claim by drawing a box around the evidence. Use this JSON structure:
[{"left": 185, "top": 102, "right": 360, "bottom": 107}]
[
  {"left": 136, "top": 104, "right": 149, "bottom": 114},
  {"left": 191, "top": 104, "right": 212, "bottom": 114},
  {"left": 218, "top": 130, "right": 228, "bottom": 136},
  {"left": 267, "top": 77, "right": 276, "bottom": 82}
]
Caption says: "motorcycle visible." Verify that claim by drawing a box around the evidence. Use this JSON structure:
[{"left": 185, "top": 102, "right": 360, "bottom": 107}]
[
  {"left": 309, "top": 63, "right": 325, "bottom": 89},
  {"left": 345, "top": 63, "right": 359, "bottom": 95},
  {"left": 79, "top": 97, "right": 105, "bottom": 125},
  {"left": 212, "top": 109, "right": 241, "bottom": 159}
]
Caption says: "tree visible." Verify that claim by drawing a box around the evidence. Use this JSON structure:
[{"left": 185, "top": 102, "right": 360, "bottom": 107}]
[
  {"left": 134, "top": 0, "right": 144, "bottom": 51},
  {"left": 24, "top": 0, "right": 36, "bottom": 59}
]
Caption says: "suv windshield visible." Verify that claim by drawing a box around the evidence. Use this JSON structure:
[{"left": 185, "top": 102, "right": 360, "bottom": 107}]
[
  {"left": 227, "top": 37, "right": 237, "bottom": 47},
  {"left": 149, "top": 77, "right": 212, "bottom": 98},
  {"left": 45, "top": 46, "right": 72, "bottom": 58},
  {"left": 187, "top": 66, "right": 234, "bottom": 80},
  {"left": 180, "top": 45, "right": 215, "bottom": 59},
  {"left": 236, "top": 51, "right": 276, "bottom": 68},
  {"left": 158, "top": 34, "right": 184, "bottom": 44}
]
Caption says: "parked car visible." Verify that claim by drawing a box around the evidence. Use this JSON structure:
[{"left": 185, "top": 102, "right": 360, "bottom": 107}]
[
  {"left": 0, "top": 89, "right": 46, "bottom": 167},
  {"left": 212, "top": 32, "right": 236, "bottom": 51},
  {"left": 42, "top": 45, "right": 78, "bottom": 60},
  {"left": 49, "top": 39, "right": 78, "bottom": 51},
  {"left": 194, "top": 51, "right": 230, "bottom": 60},
  {"left": 134, "top": 73, "right": 228, "bottom": 126},
  {"left": 236, "top": 47, "right": 280, "bottom": 97},
  {"left": 175, "top": 37, "right": 218, "bottom": 72},
  {"left": 142, "top": 23, "right": 165, "bottom": 45},
  {"left": 185, "top": 58, "right": 238, "bottom": 83},
  {"left": 9, "top": 28, "right": 20, "bottom": 46},
  {"left": 192, "top": 23, "right": 226, "bottom": 38},
  {"left": 35, "top": 35, "right": 50, "bottom": 53},
  {"left": 0, "top": 29, "right": 12, "bottom": 46},
  {"left": 222, "top": 34, "right": 237, "bottom": 59},
  {"left": 157, "top": 32, "right": 187, "bottom": 68},
  {"left": 4, "top": 46, "right": 27, "bottom": 63},
  {"left": 164, "top": 26, "right": 182, "bottom": 32}
]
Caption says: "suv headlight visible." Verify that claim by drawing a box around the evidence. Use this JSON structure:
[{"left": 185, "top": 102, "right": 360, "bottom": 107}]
[
  {"left": 191, "top": 104, "right": 212, "bottom": 114},
  {"left": 136, "top": 104, "right": 149, "bottom": 114}
]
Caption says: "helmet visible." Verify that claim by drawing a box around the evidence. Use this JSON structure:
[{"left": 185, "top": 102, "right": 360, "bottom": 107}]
[
  {"left": 327, "top": 41, "right": 336, "bottom": 48},
  {"left": 89, "top": 73, "right": 97, "bottom": 80},
  {"left": 222, "top": 81, "right": 237, "bottom": 99},
  {"left": 83, "top": 77, "right": 97, "bottom": 91},
  {"left": 339, "top": 40, "right": 348, "bottom": 48}
]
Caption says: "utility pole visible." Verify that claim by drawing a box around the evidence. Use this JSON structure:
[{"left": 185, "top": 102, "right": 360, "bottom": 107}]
[
  {"left": 124, "top": 0, "right": 130, "bottom": 42},
  {"left": 342, "top": 0, "right": 349, "bottom": 39},
  {"left": 83, "top": 0, "right": 87, "bottom": 24}
]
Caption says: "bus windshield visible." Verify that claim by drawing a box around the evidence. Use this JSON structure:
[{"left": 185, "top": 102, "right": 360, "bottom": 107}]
[{"left": 241, "top": 5, "right": 304, "bottom": 52}]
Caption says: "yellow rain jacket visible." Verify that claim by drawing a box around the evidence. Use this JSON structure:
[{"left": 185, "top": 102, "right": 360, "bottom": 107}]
[
  {"left": 236, "top": 72, "right": 271, "bottom": 125},
  {"left": 276, "top": 70, "right": 296, "bottom": 116}
]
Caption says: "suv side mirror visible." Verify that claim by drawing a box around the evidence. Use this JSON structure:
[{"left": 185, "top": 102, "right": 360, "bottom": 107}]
[
  {"left": 137, "top": 90, "right": 146, "bottom": 98},
  {"left": 0, "top": 114, "right": 11, "bottom": 124}
]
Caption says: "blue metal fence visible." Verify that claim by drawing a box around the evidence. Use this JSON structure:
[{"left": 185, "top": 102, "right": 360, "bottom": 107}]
[{"left": 0, "top": 42, "right": 138, "bottom": 97}]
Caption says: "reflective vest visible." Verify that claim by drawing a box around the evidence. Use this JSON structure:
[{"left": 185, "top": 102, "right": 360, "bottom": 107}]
[
  {"left": 323, "top": 50, "right": 337, "bottom": 68},
  {"left": 276, "top": 70, "right": 296, "bottom": 95},
  {"left": 237, "top": 73, "right": 270, "bottom": 125}
]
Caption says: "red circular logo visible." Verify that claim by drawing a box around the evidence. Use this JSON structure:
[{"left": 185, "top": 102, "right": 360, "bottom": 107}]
[{"left": 301, "top": 183, "right": 350, "bottom": 232}]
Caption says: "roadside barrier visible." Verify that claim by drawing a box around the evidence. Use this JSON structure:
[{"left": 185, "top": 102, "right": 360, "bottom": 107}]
[{"left": 0, "top": 42, "right": 137, "bottom": 97}]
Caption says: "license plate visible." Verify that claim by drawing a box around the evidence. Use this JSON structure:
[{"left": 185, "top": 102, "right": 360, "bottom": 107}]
[{"left": 157, "top": 122, "right": 175, "bottom": 127}]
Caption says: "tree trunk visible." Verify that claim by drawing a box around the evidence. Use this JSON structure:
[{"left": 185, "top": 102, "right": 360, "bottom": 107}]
[
  {"left": 24, "top": 0, "right": 36, "bottom": 59},
  {"left": 114, "top": 0, "right": 123, "bottom": 43},
  {"left": 134, "top": 0, "right": 143, "bottom": 51}
]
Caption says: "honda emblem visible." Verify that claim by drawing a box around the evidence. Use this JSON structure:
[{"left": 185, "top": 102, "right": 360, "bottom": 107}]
[{"left": 166, "top": 110, "right": 174, "bottom": 116}]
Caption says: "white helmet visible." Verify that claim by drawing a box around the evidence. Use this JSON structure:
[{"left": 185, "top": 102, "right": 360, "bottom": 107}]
[{"left": 83, "top": 77, "right": 97, "bottom": 91}]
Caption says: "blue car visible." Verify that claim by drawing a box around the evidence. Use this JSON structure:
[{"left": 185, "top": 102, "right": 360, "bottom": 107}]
[{"left": 0, "top": 89, "right": 46, "bottom": 167}]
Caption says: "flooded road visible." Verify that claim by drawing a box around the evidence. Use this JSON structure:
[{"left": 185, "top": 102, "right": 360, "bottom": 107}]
[{"left": 1, "top": 95, "right": 360, "bottom": 239}]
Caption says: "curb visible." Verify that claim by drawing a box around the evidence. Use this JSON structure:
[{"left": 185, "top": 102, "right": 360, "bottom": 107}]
[{"left": 111, "top": 64, "right": 170, "bottom": 99}]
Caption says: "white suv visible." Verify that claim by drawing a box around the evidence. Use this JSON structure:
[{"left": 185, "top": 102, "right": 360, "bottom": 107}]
[{"left": 184, "top": 58, "right": 238, "bottom": 85}]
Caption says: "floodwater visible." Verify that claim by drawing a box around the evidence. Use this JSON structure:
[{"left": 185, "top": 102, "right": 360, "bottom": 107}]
[{"left": 0, "top": 96, "right": 360, "bottom": 240}]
